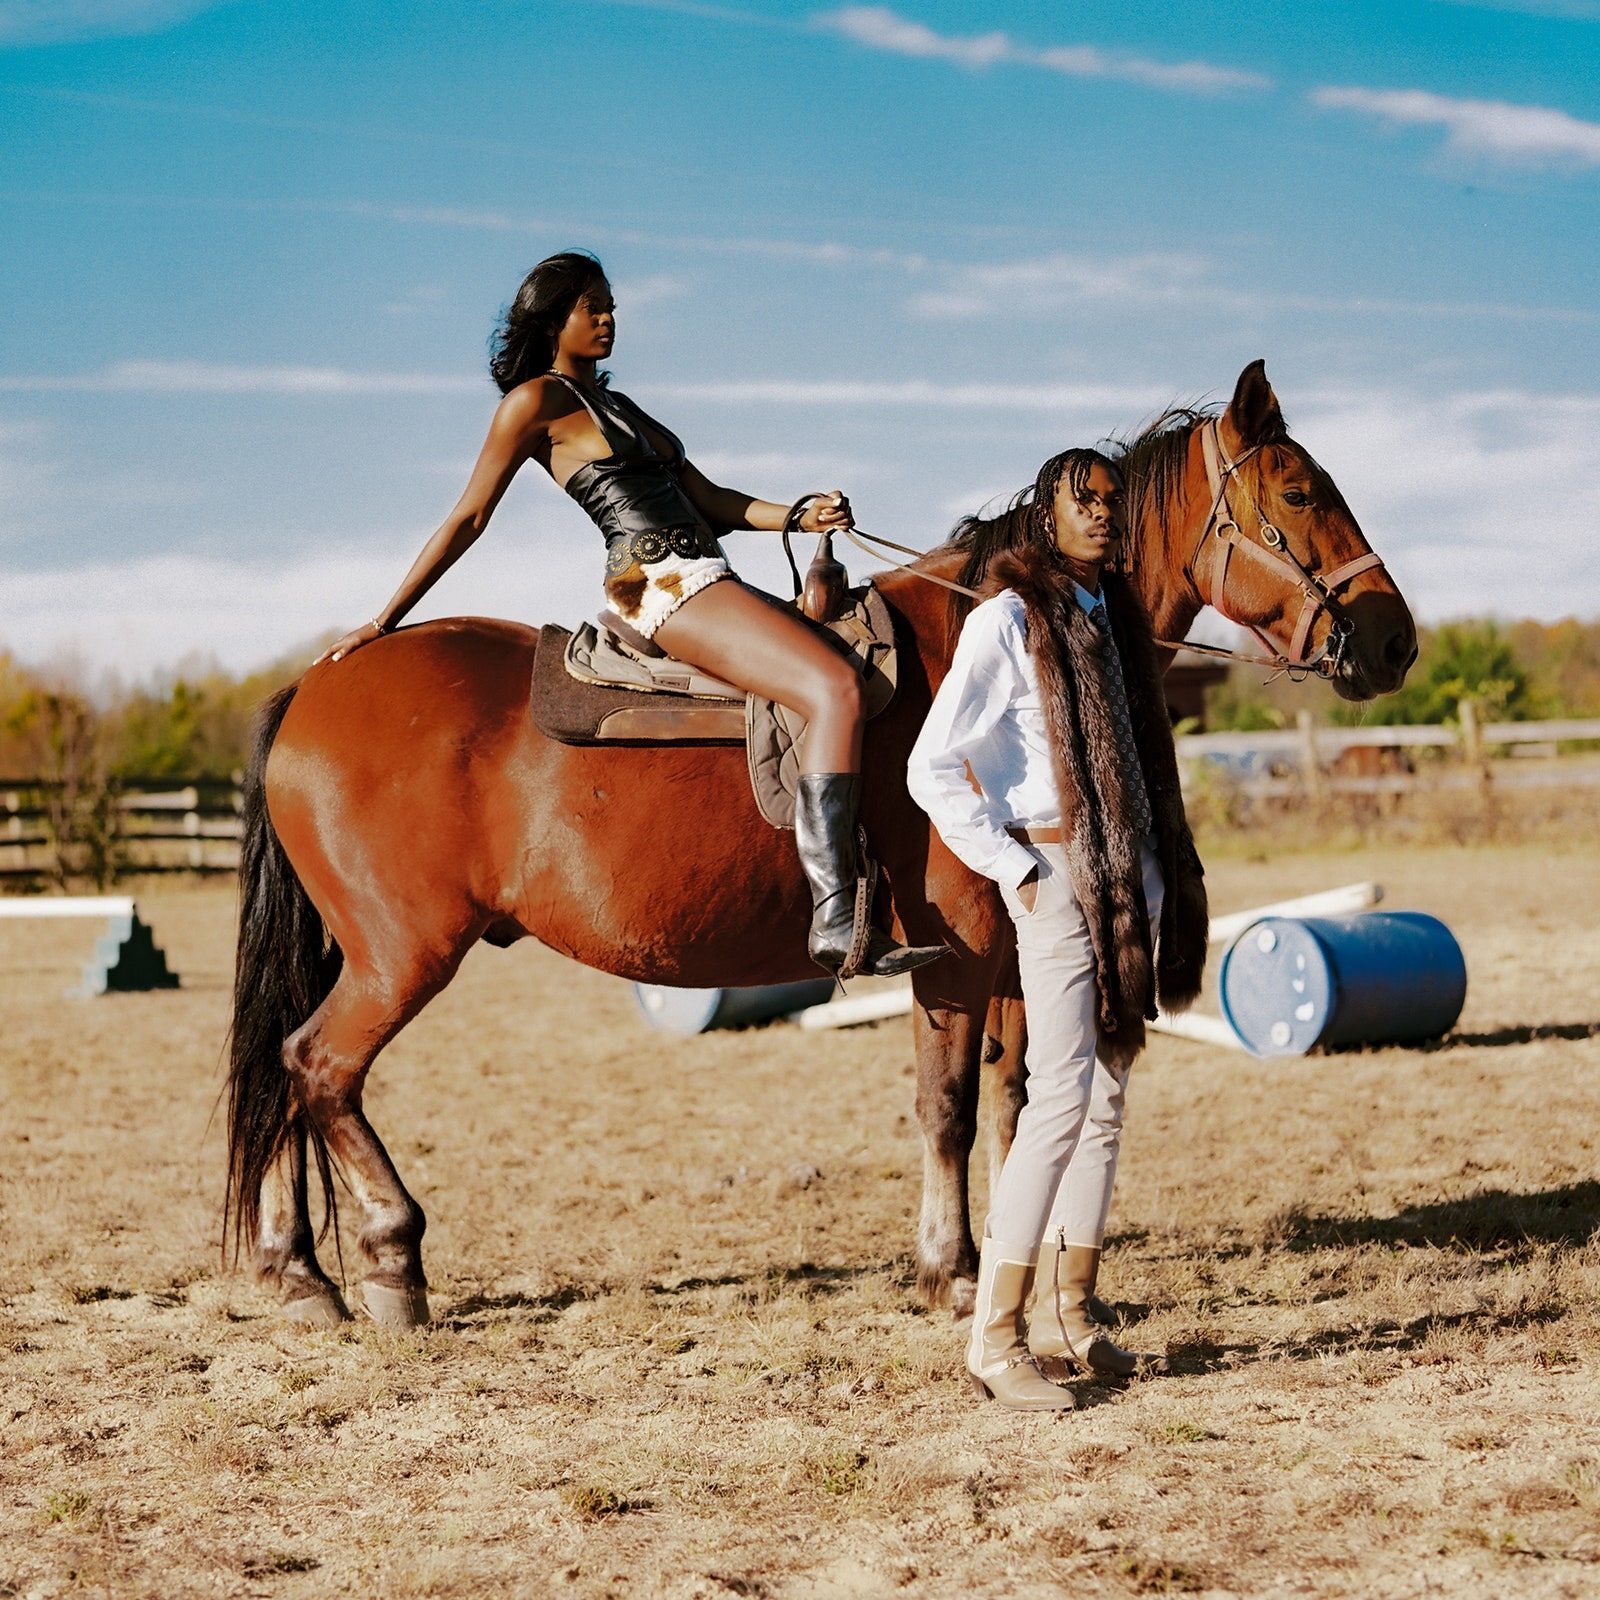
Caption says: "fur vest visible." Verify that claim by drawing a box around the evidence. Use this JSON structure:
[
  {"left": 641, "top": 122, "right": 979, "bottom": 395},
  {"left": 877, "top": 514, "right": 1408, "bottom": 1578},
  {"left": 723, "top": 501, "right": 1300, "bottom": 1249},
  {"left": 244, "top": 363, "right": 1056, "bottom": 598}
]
[{"left": 988, "top": 547, "right": 1209, "bottom": 1067}]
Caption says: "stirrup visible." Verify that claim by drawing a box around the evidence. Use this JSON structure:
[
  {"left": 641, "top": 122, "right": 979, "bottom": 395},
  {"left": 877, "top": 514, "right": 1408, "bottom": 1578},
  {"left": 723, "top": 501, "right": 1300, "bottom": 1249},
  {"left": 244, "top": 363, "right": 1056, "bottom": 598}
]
[{"left": 834, "top": 837, "right": 946, "bottom": 979}]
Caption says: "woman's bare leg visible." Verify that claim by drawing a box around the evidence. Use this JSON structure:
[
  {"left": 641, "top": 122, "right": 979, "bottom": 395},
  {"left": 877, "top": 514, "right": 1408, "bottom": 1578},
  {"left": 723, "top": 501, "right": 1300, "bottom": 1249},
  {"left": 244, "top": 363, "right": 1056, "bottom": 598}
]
[
  {"left": 658, "top": 577, "right": 942, "bottom": 976},
  {"left": 653, "top": 580, "right": 863, "bottom": 773}
]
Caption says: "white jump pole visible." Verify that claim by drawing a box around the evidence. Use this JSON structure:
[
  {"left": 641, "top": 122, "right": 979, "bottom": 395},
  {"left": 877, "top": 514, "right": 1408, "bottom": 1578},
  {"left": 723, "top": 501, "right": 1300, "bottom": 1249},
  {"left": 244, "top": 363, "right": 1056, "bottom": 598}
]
[
  {"left": 791, "top": 986, "right": 919, "bottom": 1031},
  {"left": 0, "top": 896, "right": 136, "bottom": 919},
  {"left": 788, "top": 881, "right": 1385, "bottom": 1035},
  {"left": 1206, "top": 881, "right": 1382, "bottom": 945},
  {"left": 0, "top": 896, "right": 178, "bottom": 992}
]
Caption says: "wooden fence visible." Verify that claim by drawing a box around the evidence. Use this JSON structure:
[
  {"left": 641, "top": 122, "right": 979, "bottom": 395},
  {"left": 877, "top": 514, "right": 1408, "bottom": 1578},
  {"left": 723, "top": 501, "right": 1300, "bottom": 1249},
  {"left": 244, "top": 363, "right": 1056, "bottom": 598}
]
[
  {"left": 3, "top": 708, "right": 1598, "bottom": 881},
  {"left": 1177, "top": 709, "right": 1600, "bottom": 799},
  {"left": 0, "top": 777, "right": 243, "bottom": 882}
]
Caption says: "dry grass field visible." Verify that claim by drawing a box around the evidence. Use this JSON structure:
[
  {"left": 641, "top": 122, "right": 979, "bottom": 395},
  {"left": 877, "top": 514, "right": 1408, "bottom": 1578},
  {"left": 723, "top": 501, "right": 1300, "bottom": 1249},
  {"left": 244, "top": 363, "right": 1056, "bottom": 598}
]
[{"left": 4, "top": 844, "right": 1600, "bottom": 1599}]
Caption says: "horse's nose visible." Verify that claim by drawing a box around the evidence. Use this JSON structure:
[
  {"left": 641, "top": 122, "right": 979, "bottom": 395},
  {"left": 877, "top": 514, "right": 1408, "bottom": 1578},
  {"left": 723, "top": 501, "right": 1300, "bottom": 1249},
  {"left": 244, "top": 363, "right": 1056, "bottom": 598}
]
[{"left": 1384, "top": 626, "right": 1418, "bottom": 678}]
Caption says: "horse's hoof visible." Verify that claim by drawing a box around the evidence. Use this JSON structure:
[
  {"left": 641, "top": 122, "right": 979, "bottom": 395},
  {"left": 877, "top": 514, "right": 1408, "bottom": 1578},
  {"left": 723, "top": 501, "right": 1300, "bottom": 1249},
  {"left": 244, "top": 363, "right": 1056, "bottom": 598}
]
[
  {"left": 283, "top": 1289, "right": 351, "bottom": 1328},
  {"left": 949, "top": 1276, "right": 977, "bottom": 1322},
  {"left": 358, "top": 1281, "right": 431, "bottom": 1329}
]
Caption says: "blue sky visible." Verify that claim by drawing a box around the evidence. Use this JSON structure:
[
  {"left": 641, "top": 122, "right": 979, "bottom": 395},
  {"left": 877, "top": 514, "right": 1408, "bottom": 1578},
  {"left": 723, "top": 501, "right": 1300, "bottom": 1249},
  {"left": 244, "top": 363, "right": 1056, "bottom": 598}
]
[{"left": 2, "top": 0, "right": 1597, "bottom": 678}]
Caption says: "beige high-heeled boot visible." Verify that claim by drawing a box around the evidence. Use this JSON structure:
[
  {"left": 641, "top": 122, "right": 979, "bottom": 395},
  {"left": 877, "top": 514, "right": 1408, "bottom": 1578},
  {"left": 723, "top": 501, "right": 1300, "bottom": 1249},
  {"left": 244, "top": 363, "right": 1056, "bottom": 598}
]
[
  {"left": 1030, "top": 1235, "right": 1156, "bottom": 1379},
  {"left": 966, "top": 1236, "right": 1077, "bottom": 1410}
]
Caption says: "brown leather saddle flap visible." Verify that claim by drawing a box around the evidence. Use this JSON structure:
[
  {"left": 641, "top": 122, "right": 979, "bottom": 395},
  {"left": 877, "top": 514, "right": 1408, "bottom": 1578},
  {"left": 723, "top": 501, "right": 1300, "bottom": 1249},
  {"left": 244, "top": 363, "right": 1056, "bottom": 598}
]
[
  {"left": 530, "top": 624, "right": 745, "bottom": 746},
  {"left": 529, "top": 586, "right": 897, "bottom": 763}
]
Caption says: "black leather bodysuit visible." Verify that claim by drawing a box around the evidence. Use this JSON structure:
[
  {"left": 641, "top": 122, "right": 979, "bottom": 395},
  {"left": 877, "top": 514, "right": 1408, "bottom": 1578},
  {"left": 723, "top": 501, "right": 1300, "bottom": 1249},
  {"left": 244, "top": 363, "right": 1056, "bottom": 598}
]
[
  {"left": 546, "top": 371, "right": 729, "bottom": 633},
  {"left": 548, "top": 372, "right": 722, "bottom": 566}
]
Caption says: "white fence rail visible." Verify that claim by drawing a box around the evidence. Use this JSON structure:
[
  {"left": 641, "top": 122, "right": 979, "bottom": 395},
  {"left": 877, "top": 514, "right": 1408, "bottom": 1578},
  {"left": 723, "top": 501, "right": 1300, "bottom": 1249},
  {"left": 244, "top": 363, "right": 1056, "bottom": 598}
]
[
  {"left": 1176, "top": 716, "right": 1600, "bottom": 762},
  {"left": 1177, "top": 711, "right": 1600, "bottom": 797}
]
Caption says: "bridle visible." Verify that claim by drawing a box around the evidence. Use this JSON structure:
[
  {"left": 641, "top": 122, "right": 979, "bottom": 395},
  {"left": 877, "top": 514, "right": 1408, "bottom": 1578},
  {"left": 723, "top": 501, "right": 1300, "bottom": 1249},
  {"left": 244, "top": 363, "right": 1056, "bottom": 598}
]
[
  {"left": 801, "top": 417, "right": 1385, "bottom": 683},
  {"left": 1162, "top": 419, "right": 1385, "bottom": 682}
]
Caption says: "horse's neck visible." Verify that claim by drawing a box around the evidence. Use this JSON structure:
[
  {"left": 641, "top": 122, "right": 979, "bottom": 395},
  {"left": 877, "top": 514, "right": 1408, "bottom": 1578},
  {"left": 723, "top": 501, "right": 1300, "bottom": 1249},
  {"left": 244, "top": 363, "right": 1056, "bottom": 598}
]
[{"left": 1131, "top": 428, "right": 1205, "bottom": 648}]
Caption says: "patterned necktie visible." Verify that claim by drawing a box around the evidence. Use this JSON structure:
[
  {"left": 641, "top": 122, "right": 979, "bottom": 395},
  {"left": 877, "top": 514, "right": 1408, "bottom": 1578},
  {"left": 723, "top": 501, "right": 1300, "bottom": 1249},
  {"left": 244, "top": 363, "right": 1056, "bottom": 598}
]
[{"left": 1088, "top": 601, "right": 1155, "bottom": 842}]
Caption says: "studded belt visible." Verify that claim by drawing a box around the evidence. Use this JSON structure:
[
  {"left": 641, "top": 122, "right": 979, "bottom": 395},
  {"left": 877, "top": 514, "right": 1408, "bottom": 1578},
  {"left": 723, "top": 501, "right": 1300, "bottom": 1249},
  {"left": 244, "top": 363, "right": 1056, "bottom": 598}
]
[{"left": 604, "top": 524, "right": 723, "bottom": 575}]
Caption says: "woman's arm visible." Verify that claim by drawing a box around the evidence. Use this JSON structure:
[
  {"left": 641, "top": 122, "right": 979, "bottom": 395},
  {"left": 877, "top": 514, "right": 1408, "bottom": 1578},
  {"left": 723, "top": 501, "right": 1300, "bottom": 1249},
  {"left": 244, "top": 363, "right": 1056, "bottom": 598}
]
[
  {"left": 674, "top": 461, "right": 854, "bottom": 536},
  {"left": 317, "top": 382, "right": 555, "bottom": 664}
]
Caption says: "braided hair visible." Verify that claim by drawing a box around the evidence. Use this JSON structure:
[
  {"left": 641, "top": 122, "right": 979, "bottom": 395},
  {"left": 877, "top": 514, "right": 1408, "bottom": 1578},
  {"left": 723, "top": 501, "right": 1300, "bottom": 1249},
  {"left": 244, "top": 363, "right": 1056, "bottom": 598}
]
[{"left": 947, "top": 446, "right": 1123, "bottom": 626}]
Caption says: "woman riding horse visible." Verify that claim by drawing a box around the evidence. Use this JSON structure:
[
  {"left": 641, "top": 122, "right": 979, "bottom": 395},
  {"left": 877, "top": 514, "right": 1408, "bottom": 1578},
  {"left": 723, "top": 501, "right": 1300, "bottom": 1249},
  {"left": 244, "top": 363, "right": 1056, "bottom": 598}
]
[{"left": 319, "top": 250, "right": 941, "bottom": 979}]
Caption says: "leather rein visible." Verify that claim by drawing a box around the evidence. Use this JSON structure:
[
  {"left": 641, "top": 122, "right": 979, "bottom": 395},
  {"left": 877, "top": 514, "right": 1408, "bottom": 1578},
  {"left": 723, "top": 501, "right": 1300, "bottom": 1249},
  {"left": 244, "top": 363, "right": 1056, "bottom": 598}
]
[
  {"left": 794, "top": 417, "right": 1385, "bottom": 683},
  {"left": 1163, "top": 419, "right": 1385, "bottom": 682}
]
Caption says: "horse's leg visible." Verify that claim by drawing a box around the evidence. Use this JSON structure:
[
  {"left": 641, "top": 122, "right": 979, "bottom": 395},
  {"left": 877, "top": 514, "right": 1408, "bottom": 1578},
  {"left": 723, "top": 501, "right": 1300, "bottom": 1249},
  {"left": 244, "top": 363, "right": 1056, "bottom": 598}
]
[
  {"left": 911, "top": 957, "right": 997, "bottom": 1319},
  {"left": 285, "top": 951, "right": 465, "bottom": 1329},
  {"left": 258, "top": 1121, "right": 350, "bottom": 1326},
  {"left": 983, "top": 943, "right": 1029, "bottom": 1199}
]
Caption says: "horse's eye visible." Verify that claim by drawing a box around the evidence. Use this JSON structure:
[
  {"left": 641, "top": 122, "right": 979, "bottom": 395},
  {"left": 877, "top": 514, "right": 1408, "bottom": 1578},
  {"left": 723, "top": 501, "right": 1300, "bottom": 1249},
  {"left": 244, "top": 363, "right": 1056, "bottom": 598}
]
[{"left": 1282, "top": 489, "right": 1310, "bottom": 509}]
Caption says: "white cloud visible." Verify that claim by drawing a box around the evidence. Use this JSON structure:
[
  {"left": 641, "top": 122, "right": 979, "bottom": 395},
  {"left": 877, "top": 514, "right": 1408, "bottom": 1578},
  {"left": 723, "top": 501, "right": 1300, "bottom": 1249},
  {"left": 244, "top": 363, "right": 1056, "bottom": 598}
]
[
  {"left": 1313, "top": 85, "right": 1600, "bottom": 168},
  {"left": 611, "top": 273, "right": 690, "bottom": 310},
  {"left": 1291, "top": 388, "right": 1600, "bottom": 619},
  {"left": 0, "top": 367, "right": 1174, "bottom": 412},
  {"left": 359, "top": 203, "right": 931, "bottom": 271},
  {"left": 381, "top": 283, "right": 449, "bottom": 319},
  {"left": 0, "top": 0, "right": 226, "bottom": 46},
  {"left": 909, "top": 253, "right": 1211, "bottom": 317},
  {"left": 816, "top": 6, "right": 1270, "bottom": 95},
  {"left": 689, "top": 450, "right": 877, "bottom": 482},
  {"left": 905, "top": 250, "right": 1597, "bottom": 324},
  {"left": 1433, "top": 0, "right": 1600, "bottom": 18},
  {"left": 0, "top": 531, "right": 598, "bottom": 680},
  {"left": 641, "top": 379, "right": 1166, "bottom": 410},
  {"left": 0, "top": 361, "right": 487, "bottom": 395}
]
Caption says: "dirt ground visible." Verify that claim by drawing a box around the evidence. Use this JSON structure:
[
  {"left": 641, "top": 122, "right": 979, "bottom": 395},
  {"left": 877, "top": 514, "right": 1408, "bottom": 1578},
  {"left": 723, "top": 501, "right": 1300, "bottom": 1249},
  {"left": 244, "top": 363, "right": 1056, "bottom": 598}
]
[{"left": 4, "top": 845, "right": 1600, "bottom": 1599}]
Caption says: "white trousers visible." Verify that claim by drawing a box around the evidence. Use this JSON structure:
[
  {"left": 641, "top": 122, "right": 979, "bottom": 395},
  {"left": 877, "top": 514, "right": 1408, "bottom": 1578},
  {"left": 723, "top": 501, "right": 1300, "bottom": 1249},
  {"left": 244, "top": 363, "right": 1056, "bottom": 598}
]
[{"left": 986, "top": 841, "right": 1165, "bottom": 1251}]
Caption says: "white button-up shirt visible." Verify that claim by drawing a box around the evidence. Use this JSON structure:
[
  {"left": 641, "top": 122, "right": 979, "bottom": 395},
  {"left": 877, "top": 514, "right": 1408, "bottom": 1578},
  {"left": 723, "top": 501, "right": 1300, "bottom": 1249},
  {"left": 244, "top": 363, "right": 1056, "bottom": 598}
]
[{"left": 906, "top": 582, "right": 1104, "bottom": 891}]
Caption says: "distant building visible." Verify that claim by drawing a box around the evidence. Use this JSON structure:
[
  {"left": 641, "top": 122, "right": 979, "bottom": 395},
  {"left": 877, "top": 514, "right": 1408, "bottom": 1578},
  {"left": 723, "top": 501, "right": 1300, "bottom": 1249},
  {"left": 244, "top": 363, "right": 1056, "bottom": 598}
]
[{"left": 1163, "top": 651, "right": 1230, "bottom": 729}]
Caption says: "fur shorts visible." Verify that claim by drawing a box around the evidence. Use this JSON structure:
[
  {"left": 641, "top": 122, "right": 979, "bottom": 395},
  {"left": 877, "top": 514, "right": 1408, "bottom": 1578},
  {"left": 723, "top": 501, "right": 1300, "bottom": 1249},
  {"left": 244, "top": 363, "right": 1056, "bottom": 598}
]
[{"left": 603, "top": 535, "right": 732, "bottom": 639}]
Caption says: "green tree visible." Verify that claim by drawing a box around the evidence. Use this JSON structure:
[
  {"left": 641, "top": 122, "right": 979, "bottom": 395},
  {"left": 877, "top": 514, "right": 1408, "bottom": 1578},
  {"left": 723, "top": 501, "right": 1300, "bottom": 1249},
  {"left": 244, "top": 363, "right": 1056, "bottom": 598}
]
[{"left": 1337, "top": 620, "right": 1529, "bottom": 726}]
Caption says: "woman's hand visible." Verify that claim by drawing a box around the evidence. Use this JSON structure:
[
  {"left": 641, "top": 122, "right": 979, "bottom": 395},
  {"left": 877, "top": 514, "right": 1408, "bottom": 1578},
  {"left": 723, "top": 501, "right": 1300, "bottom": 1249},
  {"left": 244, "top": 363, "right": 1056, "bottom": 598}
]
[
  {"left": 314, "top": 620, "right": 386, "bottom": 666},
  {"left": 798, "top": 490, "right": 853, "bottom": 534}
]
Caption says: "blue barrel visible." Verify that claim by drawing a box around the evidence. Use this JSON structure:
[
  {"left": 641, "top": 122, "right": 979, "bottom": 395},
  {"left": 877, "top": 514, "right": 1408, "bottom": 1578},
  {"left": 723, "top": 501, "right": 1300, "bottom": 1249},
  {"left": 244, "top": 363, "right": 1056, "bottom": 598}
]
[
  {"left": 1218, "top": 911, "right": 1466, "bottom": 1058},
  {"left": 633, "top": 979, "right": 837, "bottom": 1037}
]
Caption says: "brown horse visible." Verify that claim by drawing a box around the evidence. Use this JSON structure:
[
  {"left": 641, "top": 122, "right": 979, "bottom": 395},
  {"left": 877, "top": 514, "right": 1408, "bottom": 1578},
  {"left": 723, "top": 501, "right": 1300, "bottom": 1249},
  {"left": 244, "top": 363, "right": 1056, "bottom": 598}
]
[{"left": 226, "top": 360, "right": 1416, "bottom": 1328}]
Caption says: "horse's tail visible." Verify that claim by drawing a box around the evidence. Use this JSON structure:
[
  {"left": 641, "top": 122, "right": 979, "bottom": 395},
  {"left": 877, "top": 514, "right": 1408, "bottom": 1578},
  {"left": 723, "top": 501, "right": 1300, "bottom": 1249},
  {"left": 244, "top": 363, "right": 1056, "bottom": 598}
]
[{"left": 223, "top": 683, "right": 344, "bottom": 1267}]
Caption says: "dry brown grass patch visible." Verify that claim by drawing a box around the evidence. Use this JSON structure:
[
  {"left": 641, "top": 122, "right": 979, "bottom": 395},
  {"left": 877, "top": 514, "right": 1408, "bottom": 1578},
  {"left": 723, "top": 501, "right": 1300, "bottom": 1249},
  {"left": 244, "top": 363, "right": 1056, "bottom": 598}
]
[{"left": 5, "top": 852, "right": 1600, "bottom": 1595}]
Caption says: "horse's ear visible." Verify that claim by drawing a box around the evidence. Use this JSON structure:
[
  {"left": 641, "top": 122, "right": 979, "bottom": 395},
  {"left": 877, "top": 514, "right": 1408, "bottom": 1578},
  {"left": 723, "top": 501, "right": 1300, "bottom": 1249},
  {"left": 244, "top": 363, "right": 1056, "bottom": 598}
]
[{"left": 1224, "top": 359, "right": 1284, "bottom": 450}]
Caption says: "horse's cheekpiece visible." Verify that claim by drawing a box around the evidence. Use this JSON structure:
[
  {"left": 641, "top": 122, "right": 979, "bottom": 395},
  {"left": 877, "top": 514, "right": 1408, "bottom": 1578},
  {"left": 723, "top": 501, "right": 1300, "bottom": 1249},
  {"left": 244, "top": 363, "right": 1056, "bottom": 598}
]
[
  {"left": 604, "top": 524, "right": 722, "bottom": 574},
  {"left": 1154, "top": 418, "right": 1383, "bottom": 684}
]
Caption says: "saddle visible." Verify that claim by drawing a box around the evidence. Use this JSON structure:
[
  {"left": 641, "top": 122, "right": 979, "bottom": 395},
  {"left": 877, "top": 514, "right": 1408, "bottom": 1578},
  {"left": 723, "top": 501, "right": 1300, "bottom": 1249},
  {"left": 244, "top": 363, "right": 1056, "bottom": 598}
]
[{"left": 530, "top": 585, "right": 898, "bottom": 829}]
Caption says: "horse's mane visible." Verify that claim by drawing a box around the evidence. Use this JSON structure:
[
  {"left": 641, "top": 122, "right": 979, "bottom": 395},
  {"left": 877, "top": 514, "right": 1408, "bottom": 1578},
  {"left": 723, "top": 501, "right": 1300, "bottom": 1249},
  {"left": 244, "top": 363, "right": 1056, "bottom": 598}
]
[{"left": 1106, "top": 405, "right": 1219, "bottom": 585}]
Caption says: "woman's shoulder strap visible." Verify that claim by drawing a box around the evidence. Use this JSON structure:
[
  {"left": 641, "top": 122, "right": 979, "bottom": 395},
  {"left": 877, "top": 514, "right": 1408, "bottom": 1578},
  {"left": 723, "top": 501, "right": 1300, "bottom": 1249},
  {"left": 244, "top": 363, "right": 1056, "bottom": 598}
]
[{"left": 605, "top": 386, "right": 686, "bottom": 464}]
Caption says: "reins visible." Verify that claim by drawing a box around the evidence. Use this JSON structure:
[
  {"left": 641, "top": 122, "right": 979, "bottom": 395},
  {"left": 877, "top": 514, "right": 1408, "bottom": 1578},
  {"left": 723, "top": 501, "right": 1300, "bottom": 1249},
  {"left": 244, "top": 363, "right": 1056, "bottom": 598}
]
[
  {"left": 781, "top": 496, "right": 983, "bottom": 602},
  {"left": 842, "top": 525, "right": 983, "bottom": 600},
  {"left": 787, "top": 416, "right": 1385, "bottom": 682}
]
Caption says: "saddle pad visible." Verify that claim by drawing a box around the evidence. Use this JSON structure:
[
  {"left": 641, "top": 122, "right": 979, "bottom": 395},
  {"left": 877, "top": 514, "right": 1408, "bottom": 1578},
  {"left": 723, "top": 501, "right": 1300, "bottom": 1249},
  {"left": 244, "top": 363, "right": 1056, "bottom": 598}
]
[
  {"left": 564, "top": 618, "right": 745, "bottom": 701},
  {"left": 745, "top": 585, "right": 898, "bottom": 830},
  {"left": 530, "top": 587, "right": 898, "bottom": 815},
  {"left": 531, "top": 624, "right": 745, "bottom": 746}
]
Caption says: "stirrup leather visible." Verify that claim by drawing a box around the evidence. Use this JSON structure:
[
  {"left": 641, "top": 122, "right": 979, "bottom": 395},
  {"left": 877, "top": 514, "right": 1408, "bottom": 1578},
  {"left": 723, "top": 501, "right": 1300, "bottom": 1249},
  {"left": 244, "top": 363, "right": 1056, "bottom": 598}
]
[{"left": 837, "top": 829, "right": 878, "bottom": 981}]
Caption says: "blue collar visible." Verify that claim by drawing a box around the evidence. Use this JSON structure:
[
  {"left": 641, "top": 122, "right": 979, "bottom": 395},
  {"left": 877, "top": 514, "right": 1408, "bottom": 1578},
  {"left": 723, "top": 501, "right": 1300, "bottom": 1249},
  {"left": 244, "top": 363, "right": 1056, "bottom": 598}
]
[{"left": 1074, "top": 582, "right": 1104, "bottom": 615}]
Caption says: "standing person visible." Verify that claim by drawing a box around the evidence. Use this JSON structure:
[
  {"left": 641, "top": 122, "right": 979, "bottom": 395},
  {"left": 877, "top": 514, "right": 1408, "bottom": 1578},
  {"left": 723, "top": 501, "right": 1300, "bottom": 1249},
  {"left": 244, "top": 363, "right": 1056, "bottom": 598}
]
[
  {"left": 318, "top": 250, "right": 941, "bottom": 979},
  {"left": 907, "top": 448, "right": 1208, "bottom": 1410}
]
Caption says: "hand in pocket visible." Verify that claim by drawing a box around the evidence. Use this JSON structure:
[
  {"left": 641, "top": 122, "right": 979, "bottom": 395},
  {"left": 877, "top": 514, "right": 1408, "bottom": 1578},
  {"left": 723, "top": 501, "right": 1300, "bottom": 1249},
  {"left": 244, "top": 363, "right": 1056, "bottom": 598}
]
[{"left": 1016, "top": 867, "right": 1040, "bottom": 914}]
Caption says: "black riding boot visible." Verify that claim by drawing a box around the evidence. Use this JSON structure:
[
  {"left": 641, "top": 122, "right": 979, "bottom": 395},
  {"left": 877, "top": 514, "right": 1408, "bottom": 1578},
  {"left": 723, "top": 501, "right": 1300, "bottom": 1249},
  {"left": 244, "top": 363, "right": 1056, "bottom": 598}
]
[{"left": 794, "top": 773, "right": 947, "bottom": 978}]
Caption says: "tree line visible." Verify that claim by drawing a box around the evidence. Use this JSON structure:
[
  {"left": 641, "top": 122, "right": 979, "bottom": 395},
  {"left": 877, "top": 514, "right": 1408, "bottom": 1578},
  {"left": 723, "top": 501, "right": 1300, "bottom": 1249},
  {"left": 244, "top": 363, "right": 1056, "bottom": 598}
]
[{"left": 1205, "top": 617, "right": 1600, "bottom": 734}]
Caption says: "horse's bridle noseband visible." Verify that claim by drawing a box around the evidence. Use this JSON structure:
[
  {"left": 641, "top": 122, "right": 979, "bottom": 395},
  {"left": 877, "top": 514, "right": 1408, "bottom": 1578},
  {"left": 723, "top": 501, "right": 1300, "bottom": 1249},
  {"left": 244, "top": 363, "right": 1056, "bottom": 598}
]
[{"left": 1169, "top": 419, "right": 1385, "bottom": 682}]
